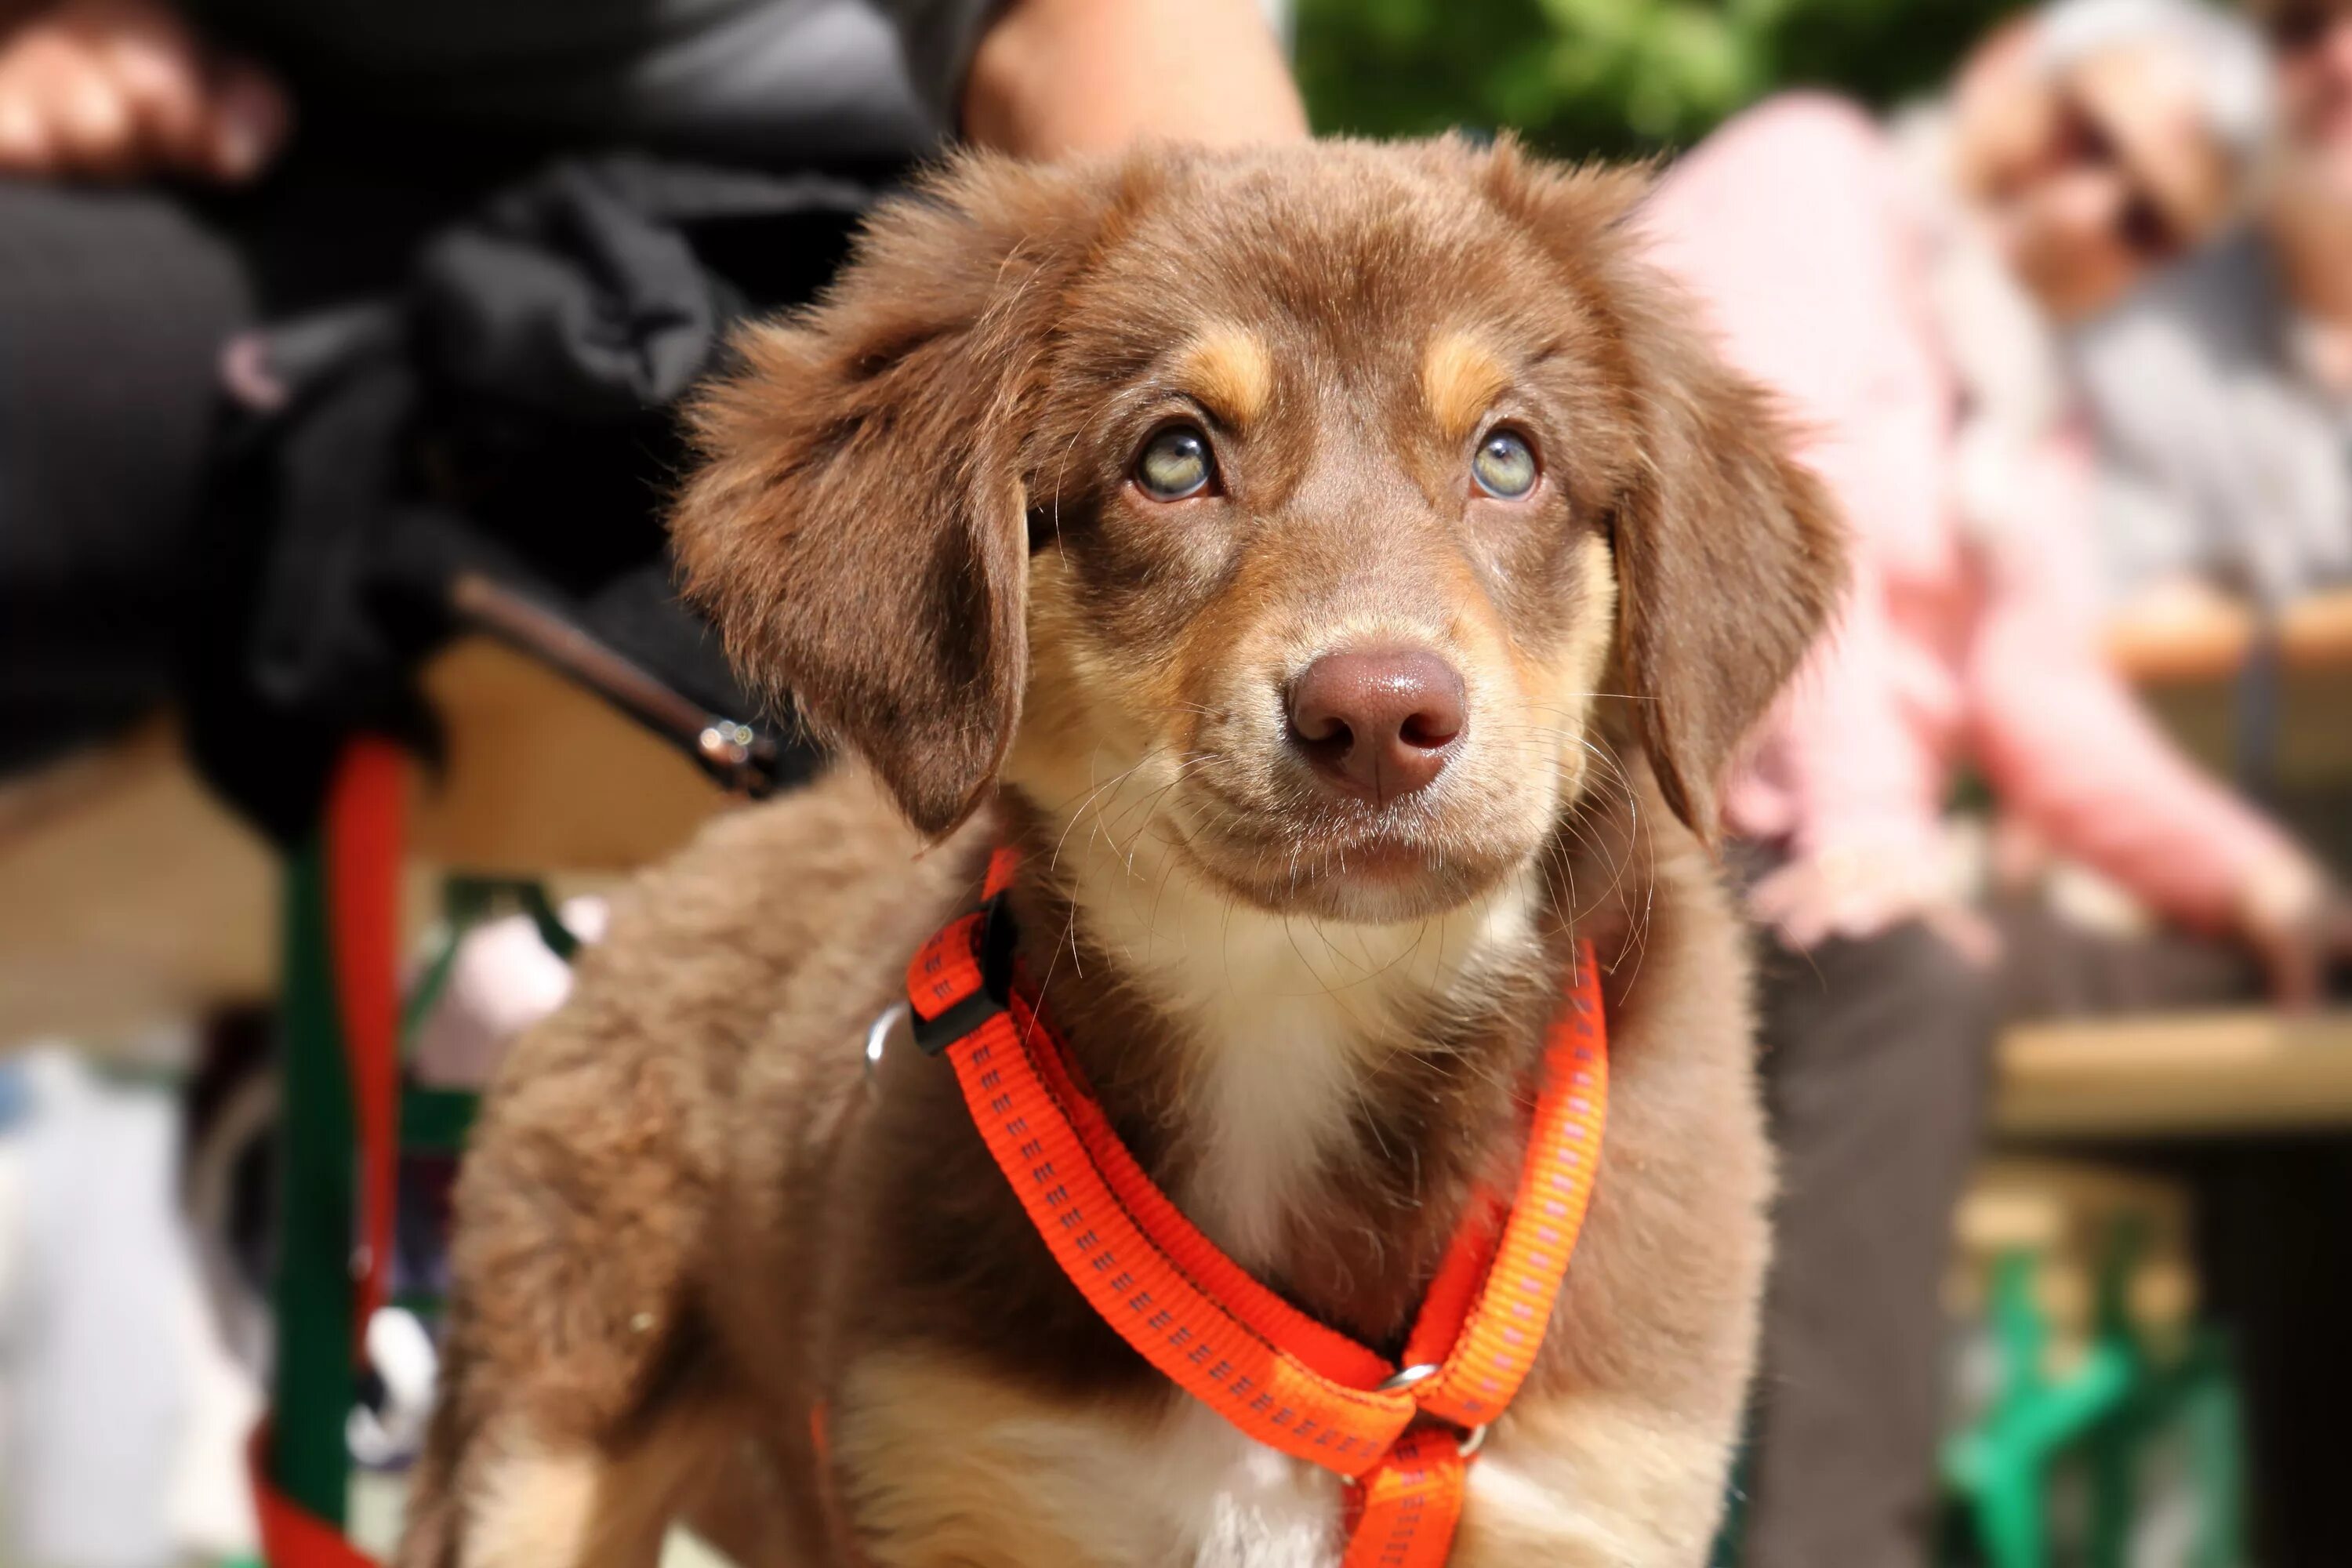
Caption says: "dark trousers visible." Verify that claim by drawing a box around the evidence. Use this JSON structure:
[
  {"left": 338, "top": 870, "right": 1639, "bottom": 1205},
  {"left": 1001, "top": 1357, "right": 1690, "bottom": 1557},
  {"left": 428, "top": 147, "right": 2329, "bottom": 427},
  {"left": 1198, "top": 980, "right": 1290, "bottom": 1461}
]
[
  {"left": 1740, "top": 920, "right": 2000, "bottom": 1568},
  {"left": 1739, "top": 904, "right": 2265, "bottom": 1568},
  {"left": 0, "top": 181, "right": 251, "bottom": 772}
]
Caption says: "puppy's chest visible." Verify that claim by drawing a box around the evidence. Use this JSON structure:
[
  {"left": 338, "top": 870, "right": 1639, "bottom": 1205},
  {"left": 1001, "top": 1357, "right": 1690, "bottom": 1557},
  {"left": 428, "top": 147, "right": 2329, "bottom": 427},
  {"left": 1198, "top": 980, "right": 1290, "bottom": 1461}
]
[
  {"left": 1064, "top": 863, "right": 1547, "bottom": 1282},
  {"left": 908, "top": 862, "right": 1581, "bottom": 1563},
  {"left": 1166, "top": 975, "right": 1401, "bottom": 1275}
]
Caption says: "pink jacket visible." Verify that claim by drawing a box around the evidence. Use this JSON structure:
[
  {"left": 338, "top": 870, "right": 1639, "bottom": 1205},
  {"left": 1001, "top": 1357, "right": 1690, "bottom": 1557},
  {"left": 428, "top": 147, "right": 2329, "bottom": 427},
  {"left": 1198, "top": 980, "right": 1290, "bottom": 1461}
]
[{"left": 1639, "top": 94, "right": 2294, "bottom": 932}]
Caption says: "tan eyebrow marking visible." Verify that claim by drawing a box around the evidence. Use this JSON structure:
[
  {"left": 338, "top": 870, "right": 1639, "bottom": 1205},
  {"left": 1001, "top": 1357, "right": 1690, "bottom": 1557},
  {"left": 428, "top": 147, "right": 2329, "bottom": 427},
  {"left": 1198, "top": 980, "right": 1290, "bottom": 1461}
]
[
  {"left": 1421, "top": 332, "right": 1511, "bottom": 441},
  {"left": 1176, "top": 327, "right": 1272, "bottom": 427}
]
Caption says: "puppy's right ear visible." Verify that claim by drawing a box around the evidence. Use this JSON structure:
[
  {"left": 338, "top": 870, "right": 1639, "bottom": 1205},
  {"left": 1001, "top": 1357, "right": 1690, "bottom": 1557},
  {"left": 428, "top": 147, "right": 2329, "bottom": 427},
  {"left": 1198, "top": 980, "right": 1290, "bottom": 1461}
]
[
  {"left": 1477, "top": 137, "right": 1844, "bottom": 843},
  {"left": 672, "top": 156, "right": 1120, "bottom": 837}
]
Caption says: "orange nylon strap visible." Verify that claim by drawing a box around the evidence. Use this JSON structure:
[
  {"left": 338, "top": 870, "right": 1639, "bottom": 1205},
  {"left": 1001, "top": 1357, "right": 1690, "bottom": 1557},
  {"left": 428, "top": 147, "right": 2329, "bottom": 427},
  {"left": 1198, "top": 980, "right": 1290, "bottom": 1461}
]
[
  {"left": 907, "top": 935, "right": 1416, "bottom": 1474},
  {"left": 905, "top": 848, "right": 1610, "bottom": 1565},
  {"left": 982, "top": 844, "right": 1021, "bottom": 899},
  {"left": 1022, "top": 988, "right": 1398, "bottom": 1390},
  {"left": 1340, "top": 1425, "right": 1470, "bottom": 1568},
  {"left": 1406, "top": 971, "right": 1607, "bottom": 1431}
]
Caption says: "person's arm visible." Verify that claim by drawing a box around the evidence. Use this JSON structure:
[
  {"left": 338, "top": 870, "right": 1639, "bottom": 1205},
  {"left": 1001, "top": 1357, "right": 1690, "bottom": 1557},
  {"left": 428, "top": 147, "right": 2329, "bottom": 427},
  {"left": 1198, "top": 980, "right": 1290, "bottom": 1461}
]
[
  {"left": 1964, "top": 434, "right": 2343, "bottom": 997},
  {"left": 958, "top": 0, "right": 1306, "bottom": 158}
]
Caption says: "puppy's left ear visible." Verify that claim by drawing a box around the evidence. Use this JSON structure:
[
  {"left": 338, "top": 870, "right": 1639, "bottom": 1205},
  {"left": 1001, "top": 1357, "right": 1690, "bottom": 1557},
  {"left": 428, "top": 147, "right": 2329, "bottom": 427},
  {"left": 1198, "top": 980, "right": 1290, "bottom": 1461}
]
[
  {"left": 1479, "top": 139, "right": 1845, "bottom": 841},
  {"left": 671, "top": 155, "right": 1125, "bottom": 837},
  {"left": 1606, "top": 284, "right": 1846, "bottom": 842}
]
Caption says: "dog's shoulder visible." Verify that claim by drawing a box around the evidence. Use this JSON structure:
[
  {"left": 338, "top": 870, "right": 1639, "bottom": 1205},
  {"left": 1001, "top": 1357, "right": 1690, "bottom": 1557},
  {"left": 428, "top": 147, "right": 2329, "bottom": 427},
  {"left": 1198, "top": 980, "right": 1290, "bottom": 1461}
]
[
  {"left": 443, "top": 766, "right": 982, "bottom": 1399},
  {"left": 467, "top": 764, "right": 978, "bottom": 1165},
  {"left": 559, "top": 765, "right": 970, "bottom": 1046}
]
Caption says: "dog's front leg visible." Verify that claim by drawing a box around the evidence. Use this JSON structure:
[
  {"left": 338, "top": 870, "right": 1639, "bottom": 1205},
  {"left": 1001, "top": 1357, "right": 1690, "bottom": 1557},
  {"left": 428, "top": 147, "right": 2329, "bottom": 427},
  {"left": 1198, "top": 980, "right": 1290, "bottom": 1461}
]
[
  {"left": 410, "top": 1429, "right": 656, "bottom": 1568},
  {"left": 826, "top": 1351, "right": 1174, "bottom": 1568},
  {"left": 394, "top": 1028, "right": 733, "bottom": 1568},
  {"left": 403, "top": 1401, "right": 771, "bottom": 1568}
]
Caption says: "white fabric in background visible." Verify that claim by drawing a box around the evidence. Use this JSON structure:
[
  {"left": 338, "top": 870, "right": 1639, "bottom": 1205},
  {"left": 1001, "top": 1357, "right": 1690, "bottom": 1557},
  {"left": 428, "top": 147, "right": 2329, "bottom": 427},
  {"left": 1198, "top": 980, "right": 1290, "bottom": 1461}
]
[
  {"left": 409, "top": 897, "right": 608, "bottom": 1091},
  {"left": 0, "top": 1048, "right": 258, "bottom": 1568}
]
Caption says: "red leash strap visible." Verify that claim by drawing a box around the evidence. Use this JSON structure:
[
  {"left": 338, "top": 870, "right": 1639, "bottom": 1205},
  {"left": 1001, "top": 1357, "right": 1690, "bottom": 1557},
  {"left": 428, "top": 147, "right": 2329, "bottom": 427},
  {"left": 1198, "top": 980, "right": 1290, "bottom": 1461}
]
[
  {"left": 249, "top": 1429, "right": 379, "bottom": 1568},
  {"left": 905, "top": 848, "right": 1610, "bottom": 1566},
  {"left": 325, "top": 738, "right": 407, "bottom": 1341},
  {"left": 248, "top": 743, "right": 409, "bottom": 1568}
]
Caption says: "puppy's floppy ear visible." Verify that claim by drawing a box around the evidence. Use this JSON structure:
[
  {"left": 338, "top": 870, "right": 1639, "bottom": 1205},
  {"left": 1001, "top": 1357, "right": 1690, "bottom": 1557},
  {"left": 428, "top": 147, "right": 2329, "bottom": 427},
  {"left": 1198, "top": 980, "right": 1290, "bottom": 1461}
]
[
  {"left": 672, "top": 155, "right": 1121, "bottom": 836},
  {"left": 1479, "top": 138, "right": 1845, "bottom": 840},
  {"left": 1607, "top": 285, "right": 1844, "bottom": 840}
]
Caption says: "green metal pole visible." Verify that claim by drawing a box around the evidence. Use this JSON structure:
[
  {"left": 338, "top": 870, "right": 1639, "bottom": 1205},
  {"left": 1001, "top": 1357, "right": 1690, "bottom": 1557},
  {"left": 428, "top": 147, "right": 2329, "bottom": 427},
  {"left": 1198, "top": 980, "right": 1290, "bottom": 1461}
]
[
  {"left": 2183, "top": 1334, "right": 2248, "bottom": 1568},
  {"left": 271, "top": 843, "right": 357, "bottom": 1526},
  {"left": 2085, "top": 1223, "right": 2147, "bottom": 1568}
]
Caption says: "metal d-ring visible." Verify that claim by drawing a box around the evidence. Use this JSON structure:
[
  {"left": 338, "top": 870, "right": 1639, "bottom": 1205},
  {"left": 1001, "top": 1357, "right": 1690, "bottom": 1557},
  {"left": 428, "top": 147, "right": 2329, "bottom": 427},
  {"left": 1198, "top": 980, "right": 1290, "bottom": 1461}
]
[
  {"left": 864, "top": 1001, "right": 908, "bottom": 1084},
  {"left": 1375, "top": 1364, "right": 1489, "bottom": 1458}
]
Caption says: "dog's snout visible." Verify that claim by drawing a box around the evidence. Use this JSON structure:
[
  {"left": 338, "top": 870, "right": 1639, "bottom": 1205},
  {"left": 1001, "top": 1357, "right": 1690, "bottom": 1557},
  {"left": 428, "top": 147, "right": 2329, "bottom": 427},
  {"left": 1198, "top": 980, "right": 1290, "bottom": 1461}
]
[{"left": 1285, "top": 646, "right": 1466, "bottom": 805}]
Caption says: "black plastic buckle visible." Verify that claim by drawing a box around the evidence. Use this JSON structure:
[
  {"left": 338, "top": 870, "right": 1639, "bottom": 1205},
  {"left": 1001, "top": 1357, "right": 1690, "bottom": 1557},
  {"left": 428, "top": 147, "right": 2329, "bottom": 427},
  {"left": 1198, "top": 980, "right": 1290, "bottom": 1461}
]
[{"left": 909, "top": 892, "right": 1019, "bottom": 1055}]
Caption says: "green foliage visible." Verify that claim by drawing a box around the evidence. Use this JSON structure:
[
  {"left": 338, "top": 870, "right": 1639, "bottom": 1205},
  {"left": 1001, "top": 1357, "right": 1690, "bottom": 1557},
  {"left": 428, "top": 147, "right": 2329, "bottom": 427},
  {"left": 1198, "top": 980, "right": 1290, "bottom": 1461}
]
[{"left": 1294, "top": 0, "right": 2023, "bottom": 159}]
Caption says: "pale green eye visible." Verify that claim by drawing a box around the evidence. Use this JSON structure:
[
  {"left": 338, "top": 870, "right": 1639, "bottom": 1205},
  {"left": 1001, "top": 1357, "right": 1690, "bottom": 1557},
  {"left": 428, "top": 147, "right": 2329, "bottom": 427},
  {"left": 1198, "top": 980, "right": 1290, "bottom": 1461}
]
[
  {"left": 1472, "top": 430, "right": 1537, "bottom": 499},
  {"left": 1135, "top": 426, "right": 1216, "bottom": 500}
]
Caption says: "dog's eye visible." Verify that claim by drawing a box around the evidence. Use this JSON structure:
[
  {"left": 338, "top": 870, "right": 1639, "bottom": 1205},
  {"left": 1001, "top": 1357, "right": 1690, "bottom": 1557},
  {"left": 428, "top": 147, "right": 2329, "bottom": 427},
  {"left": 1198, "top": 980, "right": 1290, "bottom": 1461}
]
[
  {"left": 1471, "top": 430, "right": 1538, "bottom": 499},
  {"left": 1134, "top": 426, "right": 1217, "bottom": 501}
]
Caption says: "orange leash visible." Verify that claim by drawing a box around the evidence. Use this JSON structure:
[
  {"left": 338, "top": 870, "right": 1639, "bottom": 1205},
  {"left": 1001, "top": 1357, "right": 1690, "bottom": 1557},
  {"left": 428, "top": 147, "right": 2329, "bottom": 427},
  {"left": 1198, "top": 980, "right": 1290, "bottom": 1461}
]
[{"left": 905, "top": 848, "right": 1609, "bottom": 1567}]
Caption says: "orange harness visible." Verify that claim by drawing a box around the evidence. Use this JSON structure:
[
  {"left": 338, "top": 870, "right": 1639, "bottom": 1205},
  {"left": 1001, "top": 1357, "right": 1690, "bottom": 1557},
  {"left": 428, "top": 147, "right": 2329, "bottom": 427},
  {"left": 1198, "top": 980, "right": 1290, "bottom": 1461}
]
[{"left": 902, "top": 848, "right": 1610, "bottom": 1568}]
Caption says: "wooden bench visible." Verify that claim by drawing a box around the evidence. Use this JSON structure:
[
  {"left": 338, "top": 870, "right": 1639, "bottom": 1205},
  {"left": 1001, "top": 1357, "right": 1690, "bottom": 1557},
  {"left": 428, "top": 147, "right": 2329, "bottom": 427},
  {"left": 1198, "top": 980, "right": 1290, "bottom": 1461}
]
[
  {"left": 1996, "top": 1010, "right": 2352, "bottom": 1138},
  {"left": 408, "top": 637, "right": 732, "bottom": 876},
  {"left": 0, "top": 637, "right": 733, "bottom": 1047},
  {"left": 1991, "top": 585, "right": 2352, "bottom": 1142},
  {"left": 2107, "top": 585, "right": 2352, "bottom": 684}
]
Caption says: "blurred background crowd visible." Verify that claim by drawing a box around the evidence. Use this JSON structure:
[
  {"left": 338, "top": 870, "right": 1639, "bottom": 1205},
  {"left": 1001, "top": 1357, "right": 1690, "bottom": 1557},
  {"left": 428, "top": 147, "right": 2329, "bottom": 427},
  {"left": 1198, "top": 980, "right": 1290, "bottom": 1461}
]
[{"left": 1, "top": 0, "right": 2349, "bottom": 1566}]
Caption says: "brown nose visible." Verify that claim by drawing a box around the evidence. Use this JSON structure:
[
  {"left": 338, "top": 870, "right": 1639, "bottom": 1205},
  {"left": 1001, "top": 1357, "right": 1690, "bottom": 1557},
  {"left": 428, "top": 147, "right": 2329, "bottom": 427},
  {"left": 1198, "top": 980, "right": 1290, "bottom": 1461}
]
[{"left": 1286, "top": 645, "right": 1467, "bottom": 805}]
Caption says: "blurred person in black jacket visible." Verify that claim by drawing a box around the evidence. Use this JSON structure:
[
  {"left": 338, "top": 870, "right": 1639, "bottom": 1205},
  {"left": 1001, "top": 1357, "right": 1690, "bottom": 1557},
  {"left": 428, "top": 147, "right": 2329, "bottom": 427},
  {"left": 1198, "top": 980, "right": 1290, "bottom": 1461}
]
[
  {"left": 0, "top": 0, "right": 1306, "bottom": 775},
  {"left": 0, "top": 10, "right": 1302, "bottom": 1562}
]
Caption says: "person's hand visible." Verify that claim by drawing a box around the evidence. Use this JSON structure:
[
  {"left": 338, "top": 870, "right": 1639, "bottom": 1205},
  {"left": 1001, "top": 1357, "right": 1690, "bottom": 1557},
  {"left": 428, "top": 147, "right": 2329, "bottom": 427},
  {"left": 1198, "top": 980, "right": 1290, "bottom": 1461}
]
[
  {"left": 1748, "top": 830, "right": 2002, "bottom": 965},
  {"left": 0, "top": 0, "right": 289, "bottom": 183},
  {"left": 2235, "top": 852, "right": 2352, "bottom": 1010}
]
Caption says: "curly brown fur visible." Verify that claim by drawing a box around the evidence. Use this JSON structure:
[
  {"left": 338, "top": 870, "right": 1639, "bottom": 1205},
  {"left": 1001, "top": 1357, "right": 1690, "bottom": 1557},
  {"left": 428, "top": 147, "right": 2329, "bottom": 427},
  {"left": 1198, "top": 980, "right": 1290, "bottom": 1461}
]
[{"left": 400, "top": 136, "right": 1842, "bottom": 1568}]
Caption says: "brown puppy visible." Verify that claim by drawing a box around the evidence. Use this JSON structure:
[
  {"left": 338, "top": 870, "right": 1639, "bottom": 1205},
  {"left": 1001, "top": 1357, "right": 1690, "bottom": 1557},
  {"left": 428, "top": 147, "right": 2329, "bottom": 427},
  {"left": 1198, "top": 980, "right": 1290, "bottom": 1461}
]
[{"left": 398, "top": 136, "right": 1842, "bottom": 1568}]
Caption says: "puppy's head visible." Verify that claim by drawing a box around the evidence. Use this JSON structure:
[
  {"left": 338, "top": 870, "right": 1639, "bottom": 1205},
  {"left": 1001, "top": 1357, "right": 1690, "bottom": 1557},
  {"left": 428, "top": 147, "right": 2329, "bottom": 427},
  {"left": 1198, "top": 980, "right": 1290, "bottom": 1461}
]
[{"left": 675, "top": 140, "right": 1840, "bottom": 924}]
